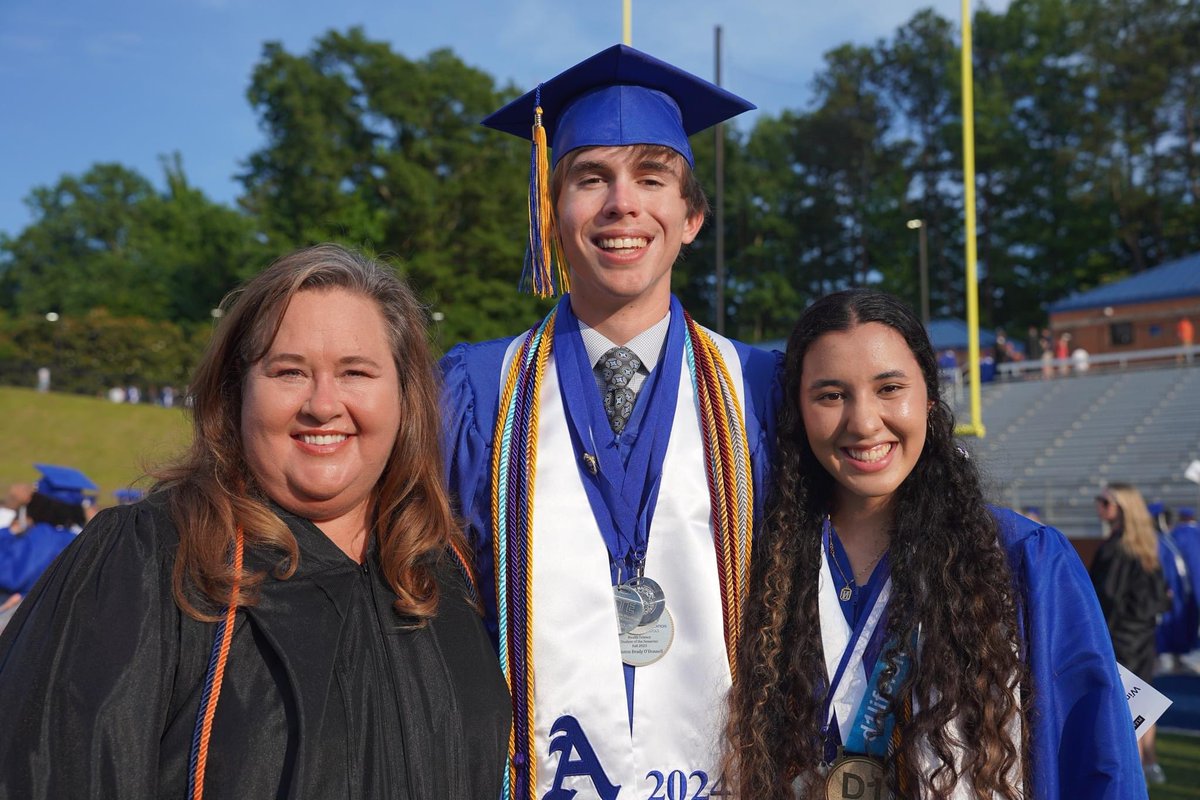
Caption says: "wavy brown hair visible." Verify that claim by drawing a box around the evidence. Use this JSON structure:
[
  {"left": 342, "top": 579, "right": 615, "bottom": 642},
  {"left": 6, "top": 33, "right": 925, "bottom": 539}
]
[
  {"left": 154, "top": 244, "right": 462, "bottom": 623},
  {"left": 725, "top": 290, "right": 1030, "bottom": 799}
]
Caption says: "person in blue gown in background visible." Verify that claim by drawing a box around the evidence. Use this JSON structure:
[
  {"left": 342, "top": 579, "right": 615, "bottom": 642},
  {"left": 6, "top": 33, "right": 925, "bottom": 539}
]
[
  {"left": 1153, "top": 502, "right": 1198, "bottom": 672},
  {"left": 0, "top": 464, "right": 95, "bottom": 609},
  {"left": 724, "top": 290, "right": 1144, "bottom": 799},
  {"left": 1171, "top": 507, "right": 1200, "bottom": 646},
  {"left": 441, "top": 45, "right": 781, "bottom": 800}
]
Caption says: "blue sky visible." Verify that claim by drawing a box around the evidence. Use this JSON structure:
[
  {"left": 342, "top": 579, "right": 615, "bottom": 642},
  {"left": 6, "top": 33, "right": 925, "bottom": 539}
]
[{"left": 0, "top": 0, "right": 1006, "bottom": 239}]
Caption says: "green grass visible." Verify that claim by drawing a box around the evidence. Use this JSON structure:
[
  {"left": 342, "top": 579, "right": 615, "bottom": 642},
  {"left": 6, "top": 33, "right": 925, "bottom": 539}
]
[
  {"left": 1151, "top": 732, "right": 1200, "bottom": 799},
  {"left": 0, "top": 386, "right": 190, "bottom": 506}
]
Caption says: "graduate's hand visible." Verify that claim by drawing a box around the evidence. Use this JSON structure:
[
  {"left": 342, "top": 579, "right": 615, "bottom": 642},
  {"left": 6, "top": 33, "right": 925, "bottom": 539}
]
[{"left": 0, "top": 593, "right": 22, "bottom": 611}]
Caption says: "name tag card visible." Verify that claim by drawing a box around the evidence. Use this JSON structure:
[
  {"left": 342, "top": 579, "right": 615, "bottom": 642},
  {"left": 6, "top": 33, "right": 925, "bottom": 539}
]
[{"left": 1117, "top": 663, "right": 1172, "bottom": 739}]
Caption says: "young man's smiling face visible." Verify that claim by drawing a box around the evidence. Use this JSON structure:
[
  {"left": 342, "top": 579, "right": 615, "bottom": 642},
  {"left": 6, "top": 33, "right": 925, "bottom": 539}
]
[{"left": 555, "top": 145, "right": 703, "bottom": 321}]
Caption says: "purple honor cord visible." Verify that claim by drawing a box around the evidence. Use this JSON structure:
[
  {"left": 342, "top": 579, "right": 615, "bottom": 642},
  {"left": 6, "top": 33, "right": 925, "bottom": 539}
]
[
  {"left": 820, "top": 522, "right": 893, "bottom": 761},
  {"left": 554, "top": 296, "right": 687, "bottom": 724}
]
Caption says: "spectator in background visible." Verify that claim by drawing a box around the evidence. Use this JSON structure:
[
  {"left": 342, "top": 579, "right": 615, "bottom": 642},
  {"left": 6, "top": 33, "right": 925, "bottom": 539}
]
[
  {"left": 1025, "top": 325, "right": 1042, "bottom": 361},
  {"left": 1092, "top": 484, "right": 1170, "bottom": 785},
  {"left": 1172, "top": 507, "right": 1200, "bottom": 651},
  {"left": 1154, "top": 501, "right": 1198, "bottom": 674},
  {"left": 993, "top": 328, "right": 1010, "bottom": 379},
  {"left": 936, "top": 349, "right": 957, "bottom": 380},
  {"left": 1179, "top": 316, "right": 1195, "bottom": 364},
  {"left": 0, "top": 465, "right": 96, "bottom": 631},
  {"left": 0, "top": 482, "right": 34, "bottom": 531},
  {"left": 1040, "top": 328, "right": 1054, "bottom": 379},
  {"left": 1072, "top": 345, "right": 1091, "bottom": 374},
  {"left": 1021, "top": 505, "right": 1043, "bottom": 523},
  {"left": 1056, "top": 332, "right": 1072, "bottom": 376}
]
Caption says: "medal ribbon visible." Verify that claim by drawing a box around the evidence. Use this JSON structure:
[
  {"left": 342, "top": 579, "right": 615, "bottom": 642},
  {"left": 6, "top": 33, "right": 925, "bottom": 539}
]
[
  {"left": 820, "top": 523, "right": 896, "bottom": 759},
  {"left": 490, "top": 297, "right": 753, "bottom": 800},
  {"left": 843, "top": 629, "right": 913, "bottom": 757},
  {"left": 553, "top": 298, "right": 684, "bottom": 578}
]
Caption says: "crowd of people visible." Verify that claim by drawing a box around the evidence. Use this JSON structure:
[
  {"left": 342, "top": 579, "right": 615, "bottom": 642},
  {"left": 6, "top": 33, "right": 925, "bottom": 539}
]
[{"left": 0, "top": 43, "right": 1179, "bottom": 799}]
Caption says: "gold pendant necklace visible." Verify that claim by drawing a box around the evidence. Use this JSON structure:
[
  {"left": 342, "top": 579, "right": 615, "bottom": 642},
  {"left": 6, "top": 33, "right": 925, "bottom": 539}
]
[{"left": 827, "top": 518, "right": 889, "bottom": 602}]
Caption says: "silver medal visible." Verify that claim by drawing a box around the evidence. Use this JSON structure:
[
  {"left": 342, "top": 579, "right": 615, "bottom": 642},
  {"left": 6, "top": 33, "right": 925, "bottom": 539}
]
[
  {"left": 627, "top": 575, "right": 666, "bottom": 626},
  {"left": 620, "top": 608, "right": 675, "bottom": 667},
  {"left": 613, "top": 583, "right": 648, "bottom": 634}
]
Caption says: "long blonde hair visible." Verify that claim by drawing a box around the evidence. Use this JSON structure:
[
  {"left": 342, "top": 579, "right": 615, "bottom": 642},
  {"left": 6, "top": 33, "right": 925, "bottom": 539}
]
[
  {"left": 1104, "top": 483, "right": 1160, "bottom": 573},
  {"left": 155, "top": 244, "right": 461, "bottom": 623}
]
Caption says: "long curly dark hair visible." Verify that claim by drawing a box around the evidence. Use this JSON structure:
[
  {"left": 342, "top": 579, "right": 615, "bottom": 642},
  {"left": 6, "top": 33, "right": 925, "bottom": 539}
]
[{"left": 724, "top": 290, "right": 1030, "bottom": 798}]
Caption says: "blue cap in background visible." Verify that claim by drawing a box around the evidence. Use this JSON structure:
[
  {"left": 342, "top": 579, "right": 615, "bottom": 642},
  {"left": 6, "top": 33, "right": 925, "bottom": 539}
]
[
  {"left": 114, "top": 488, "right": 144, "bottom": 505},
  {"left": 34, "top": 463, "right": 98, "bottom": 506}
]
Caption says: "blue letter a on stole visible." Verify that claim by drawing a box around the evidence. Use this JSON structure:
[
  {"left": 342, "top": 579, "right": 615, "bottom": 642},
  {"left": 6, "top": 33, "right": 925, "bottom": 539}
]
[{"left": 543, "top": 715, "right": 620, "bottom": 800}]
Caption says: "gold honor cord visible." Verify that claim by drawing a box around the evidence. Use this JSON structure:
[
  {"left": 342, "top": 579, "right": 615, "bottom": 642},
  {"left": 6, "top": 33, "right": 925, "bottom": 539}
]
[{"left": 489, "top": 306, "right": 754, "bottom": 797}]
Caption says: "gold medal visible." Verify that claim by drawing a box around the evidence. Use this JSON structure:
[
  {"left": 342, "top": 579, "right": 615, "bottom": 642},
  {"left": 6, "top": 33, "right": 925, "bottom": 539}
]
[{"left": 823, "top": 753, "right": 888, "bottom": 800}]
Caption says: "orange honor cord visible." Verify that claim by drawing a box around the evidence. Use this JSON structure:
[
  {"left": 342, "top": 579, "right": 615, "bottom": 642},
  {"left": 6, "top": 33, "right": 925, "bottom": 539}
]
[{"left": 186, "top": 524, "right": 245, "bottom": 800}]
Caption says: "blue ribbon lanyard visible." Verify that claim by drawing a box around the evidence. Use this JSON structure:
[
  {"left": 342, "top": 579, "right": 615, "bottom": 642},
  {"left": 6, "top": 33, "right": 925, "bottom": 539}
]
[
  {"left": 819, "top": 524, "right": 901, "bottom": 760},
  {"left": 553, "top": 297, "right": 685, "bottom": 582}
]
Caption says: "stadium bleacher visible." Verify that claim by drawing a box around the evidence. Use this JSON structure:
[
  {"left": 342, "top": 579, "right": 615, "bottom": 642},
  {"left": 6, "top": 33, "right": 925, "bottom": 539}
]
[{"left": 954, "top": 364, "right": 1200, "bottom": 540}]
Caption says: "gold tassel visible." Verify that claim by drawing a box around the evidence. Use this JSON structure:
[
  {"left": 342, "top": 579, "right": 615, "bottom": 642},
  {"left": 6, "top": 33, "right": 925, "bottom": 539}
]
[{"left": 529, "top": 104, "right": 569, "bottom": 297}]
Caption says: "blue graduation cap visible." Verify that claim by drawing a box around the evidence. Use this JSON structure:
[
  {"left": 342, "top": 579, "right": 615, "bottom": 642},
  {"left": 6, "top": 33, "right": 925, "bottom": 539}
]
[
  {"left": 482, "top": 44, "right": 755, "bottom": 297},
  {"left": 34, "top": 463, "right": 98, "bottom": 506},
  {"left": 114, "top": 488, "right": 144, "bottom": 505},
  {"left": 1179, "top": 506, "right": 1196, "bottom": 519},
  {"left": 1148, "top": 502, "right": 1165, "bottom": 516},
  {"left": 484, "top": 44, "right": 755, "bottom": 168}
]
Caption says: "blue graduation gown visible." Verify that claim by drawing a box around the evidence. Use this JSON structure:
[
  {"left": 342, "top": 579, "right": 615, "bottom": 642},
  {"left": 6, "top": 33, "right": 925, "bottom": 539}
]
[
  {"left": 439, "top": 311, "right": 783, "bottom": 642},
  {"left": 994, "top": 508, "right": 1146, "bottom": 799},
  {"left": 1173, "top": 521, "right": 1200, "bottom": 619},
  {"left": 0, "top": 522, "right": 76, "bottom": 595},
  {"left": 1157, "top": 530, "right": 1199, "bottom": 655}
]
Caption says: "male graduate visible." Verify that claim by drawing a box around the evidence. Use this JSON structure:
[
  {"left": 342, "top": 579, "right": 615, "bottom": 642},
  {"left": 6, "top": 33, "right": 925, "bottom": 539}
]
[{"left": 441, "top": 45, "right": 780, "bottom": 800}]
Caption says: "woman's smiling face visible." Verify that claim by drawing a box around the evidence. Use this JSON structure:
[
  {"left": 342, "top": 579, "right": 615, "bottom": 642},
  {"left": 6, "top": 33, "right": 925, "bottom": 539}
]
[
  {"left": 240, "top": 288, "right": 401, "bottom": 526},
  {"left": 799, "top": 322, "right": 929, "bottom": 516}
]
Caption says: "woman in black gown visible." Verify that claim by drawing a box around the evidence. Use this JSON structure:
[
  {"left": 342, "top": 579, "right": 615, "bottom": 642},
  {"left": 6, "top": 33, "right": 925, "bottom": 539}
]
[
  {"left": 1091, "top": 482, "right": 1168, "bottom": 784},
  {"left": 0, "top": 244, "right": 510, "bottom": 798}
]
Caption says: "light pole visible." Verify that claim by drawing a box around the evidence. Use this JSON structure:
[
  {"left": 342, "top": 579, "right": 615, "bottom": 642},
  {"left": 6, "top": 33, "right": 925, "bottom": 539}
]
[{"left": 906, "top": 219, "right": 929, "bottom": 325}]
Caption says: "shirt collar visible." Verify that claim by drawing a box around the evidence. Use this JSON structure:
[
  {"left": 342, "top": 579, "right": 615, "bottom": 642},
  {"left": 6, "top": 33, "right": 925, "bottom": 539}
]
[{"left": 578, "top": 311, "right": 671, "bottom": 372}]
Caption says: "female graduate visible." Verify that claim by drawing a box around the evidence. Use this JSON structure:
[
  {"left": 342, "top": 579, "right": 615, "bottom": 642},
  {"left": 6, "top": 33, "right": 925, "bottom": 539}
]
[
  {"left": 724, "top": 289, "right": 1143, "bottom": 799},
  {"left": 0, "top": 245, "right": 510, "bottom": 798},
  {"left": 1092, "top": 484, "right": 1169, "bottom": 784}
]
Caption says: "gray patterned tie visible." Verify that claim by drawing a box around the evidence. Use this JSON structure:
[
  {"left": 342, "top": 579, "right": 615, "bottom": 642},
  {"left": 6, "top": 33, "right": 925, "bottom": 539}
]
[{"left": 598, "top": 346, "right": 642, "bottom": 434}]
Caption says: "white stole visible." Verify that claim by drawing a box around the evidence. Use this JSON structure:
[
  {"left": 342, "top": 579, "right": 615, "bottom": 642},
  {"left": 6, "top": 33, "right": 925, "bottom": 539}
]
[
  {"left": 816, "top": 547, "right": 1022, "bottom": 799},
  {"left": 503, "top": 331, "right": 746, "bottom": 799},
  {"left": 818, "top": 544, "right": 892, "bottom": 743}
]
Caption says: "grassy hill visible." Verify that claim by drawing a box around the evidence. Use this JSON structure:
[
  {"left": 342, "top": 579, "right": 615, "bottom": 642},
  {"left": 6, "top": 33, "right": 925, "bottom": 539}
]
[{"left": 0, "top": 387, "right": 191, "bottom": 506}]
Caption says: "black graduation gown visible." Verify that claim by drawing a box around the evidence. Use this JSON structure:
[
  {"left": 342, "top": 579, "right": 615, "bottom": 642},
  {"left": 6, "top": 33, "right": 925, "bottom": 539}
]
[
  {"left": 0, "top": 495, "right": 510, "bottom": 799},
  {"left": 1090, "top": 532, "right": 1169, "bottom": 681}
]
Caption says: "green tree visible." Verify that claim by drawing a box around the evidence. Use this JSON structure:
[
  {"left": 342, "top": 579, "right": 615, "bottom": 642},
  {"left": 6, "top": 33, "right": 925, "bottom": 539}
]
[
  {"left": 240, "top": 28, "right": 547, "bottom": 346},
  {"left": 0, "top": 159, "right": 262, "bottom": 323}
]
